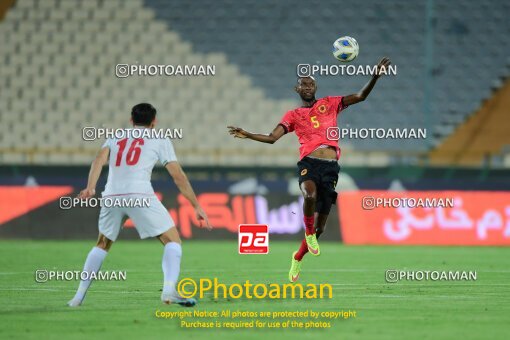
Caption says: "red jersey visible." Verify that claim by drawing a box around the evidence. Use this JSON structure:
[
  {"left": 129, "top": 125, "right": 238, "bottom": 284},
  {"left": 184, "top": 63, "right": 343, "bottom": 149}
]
[{"left": 279, "top": 96, "right": 347, "bottom": 160}]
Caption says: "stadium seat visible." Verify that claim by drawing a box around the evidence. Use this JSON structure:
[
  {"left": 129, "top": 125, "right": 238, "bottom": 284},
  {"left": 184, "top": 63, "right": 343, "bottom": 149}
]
[{"left": 1, "top": 0, "right": 508, "bottom": 165}]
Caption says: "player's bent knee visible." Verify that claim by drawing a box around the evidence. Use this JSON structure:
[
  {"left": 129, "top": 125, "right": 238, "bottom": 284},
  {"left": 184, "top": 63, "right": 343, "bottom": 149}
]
[
  {"left": 303, "top": 192, "right": 317, "bottom": 203},
  {"left": 96, "top": 234, "right": 113, "bottom": 251},
  {"left": 300, "top": 181, "right": 317, "bottom": 198},
  {"left": 158, "top": 226, "right": 181, "bottom": 245},
  {"left": 158, "top": 234, "right": 181, "bottom": 245}
]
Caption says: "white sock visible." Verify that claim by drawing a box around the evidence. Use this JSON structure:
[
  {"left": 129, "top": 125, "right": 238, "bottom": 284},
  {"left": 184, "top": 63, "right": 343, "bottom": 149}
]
[
  {"left": 72, "top": 246, "right": 108, "bottom": 302},
  {"left": 162, "top": 242, "right": 182, "bottom": 296}
]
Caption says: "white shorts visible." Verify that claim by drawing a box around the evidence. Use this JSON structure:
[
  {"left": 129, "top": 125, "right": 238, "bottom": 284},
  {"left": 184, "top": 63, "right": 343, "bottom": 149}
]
[{"left": 98, "top": 195, "right": 174, "bottom": 241}]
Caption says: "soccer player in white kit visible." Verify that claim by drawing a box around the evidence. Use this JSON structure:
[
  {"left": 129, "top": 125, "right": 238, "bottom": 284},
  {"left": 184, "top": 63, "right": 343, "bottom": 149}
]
[{"left": 67, "top": 103, "right": 210, "bottom": 307}]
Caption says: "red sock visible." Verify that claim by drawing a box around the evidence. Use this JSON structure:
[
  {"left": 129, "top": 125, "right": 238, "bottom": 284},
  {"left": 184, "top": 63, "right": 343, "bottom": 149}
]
[
  {"left": 304, "top": 215, "right": 315, "bottom": 235},
  {"left": 294, "top": 239, "right": 308, "bottom": 261}
]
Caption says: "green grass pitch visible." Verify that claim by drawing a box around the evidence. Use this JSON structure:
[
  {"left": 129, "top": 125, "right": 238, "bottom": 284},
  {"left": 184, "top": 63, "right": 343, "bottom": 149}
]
[{"left": 0, "top": 240, "right": 509, "bottom": 339}]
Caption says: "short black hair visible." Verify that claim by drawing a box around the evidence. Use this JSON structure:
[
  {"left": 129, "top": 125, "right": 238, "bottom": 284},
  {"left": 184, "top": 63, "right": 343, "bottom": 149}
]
[{"left": 131, "top": 103, "right": 156, "bottom": 126}]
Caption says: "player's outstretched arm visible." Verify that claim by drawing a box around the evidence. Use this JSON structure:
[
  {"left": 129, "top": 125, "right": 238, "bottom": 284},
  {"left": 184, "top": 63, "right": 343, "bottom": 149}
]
[
  {"left": 165, "top": 161, "right": 211, "bottom": 230},
  {"left": 343, "top": 57, "right": 391, "bottom": 106},
  {"left": 227, "top": 124, "right": 285, "bottom": 144},
  {"left": 78, "top": 147, "right": 110, "bottom": 199}
]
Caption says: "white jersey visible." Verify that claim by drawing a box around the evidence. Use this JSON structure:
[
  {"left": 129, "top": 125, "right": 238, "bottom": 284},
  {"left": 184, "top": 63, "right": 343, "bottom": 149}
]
[{"left": 101, "top": 128, "right": 177, "bottom": 196}]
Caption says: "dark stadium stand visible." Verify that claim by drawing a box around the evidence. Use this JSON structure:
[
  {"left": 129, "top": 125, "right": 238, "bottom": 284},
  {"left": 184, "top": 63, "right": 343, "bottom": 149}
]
[
  {"left": 0, "top": 0, "right": 508, "bottom": 165},
  {"left": 146, "top": 0, "right": 510, "bottom": 150}
]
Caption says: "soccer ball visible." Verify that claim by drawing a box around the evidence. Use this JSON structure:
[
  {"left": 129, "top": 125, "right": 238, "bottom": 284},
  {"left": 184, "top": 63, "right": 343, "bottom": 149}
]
[{"left": 332, "top": 36, "right": 359, "bottom": 62}]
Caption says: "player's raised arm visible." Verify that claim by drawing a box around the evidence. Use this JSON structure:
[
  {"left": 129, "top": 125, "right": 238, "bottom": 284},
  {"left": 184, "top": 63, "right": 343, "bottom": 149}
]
[
  {"left": 165, "top": 161, "right": 211, "bottom": 230},
  {"left": 78, "top": 146, "right": 110, "bottom": 199},
  {"left": 227, "top": 124, "right": 286, "bottom": 144},
  {"left": 342, "top": 57, "right": 391, "bottom": 106}
]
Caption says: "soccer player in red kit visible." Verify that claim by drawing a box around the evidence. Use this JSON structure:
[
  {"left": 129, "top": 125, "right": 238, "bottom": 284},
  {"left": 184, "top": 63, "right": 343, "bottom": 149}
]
[{"left": 228, "top": 57, "right": 391, "bottom": 282}]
